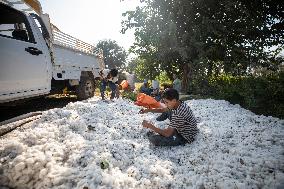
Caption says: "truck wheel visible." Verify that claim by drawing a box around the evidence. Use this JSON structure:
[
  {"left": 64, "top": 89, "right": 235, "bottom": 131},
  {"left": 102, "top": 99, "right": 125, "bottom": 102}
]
[{"left": 76, "top": 75, "right": 95, "bottom": 100}]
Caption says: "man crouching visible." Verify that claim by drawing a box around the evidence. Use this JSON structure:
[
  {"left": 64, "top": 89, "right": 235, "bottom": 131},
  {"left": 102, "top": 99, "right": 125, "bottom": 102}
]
[{"left": 141, "top": 88, "right": 198, "bottom": 146}]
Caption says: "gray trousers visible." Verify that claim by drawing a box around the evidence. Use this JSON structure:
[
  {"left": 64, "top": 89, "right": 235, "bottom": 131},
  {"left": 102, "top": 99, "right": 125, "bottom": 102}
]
[{"left": 147, "top": 130, "right": 187, "bottom": 146}]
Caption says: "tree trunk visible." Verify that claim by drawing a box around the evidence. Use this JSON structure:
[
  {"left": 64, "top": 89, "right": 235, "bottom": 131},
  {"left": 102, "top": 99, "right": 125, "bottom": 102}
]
[
  {"left": 208, "top": 61, "right": 213, "bottom": 76},
  {"left": 181, "top": 63, "right": 191, "bottom": 93}
]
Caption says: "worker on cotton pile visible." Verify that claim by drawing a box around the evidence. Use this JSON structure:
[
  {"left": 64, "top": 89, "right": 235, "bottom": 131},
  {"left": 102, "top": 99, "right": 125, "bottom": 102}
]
[
  {"left": 140, "top": 88, "right": 199, "bottom": 146},
  {"left": 99, "top": 68, "right": 119, "bottom": 100}
]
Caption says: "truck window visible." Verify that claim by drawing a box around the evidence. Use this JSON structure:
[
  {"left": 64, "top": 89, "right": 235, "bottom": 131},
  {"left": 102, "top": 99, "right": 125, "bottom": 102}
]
[
  {"left": 30, "top": 13, "right": 50, "bottom": 40},
  {"left": 32, "top": 16, "right": 44, "bottom": 36},
  {"left": 0, "top": 3, "right": 34, "bottom": 42}
]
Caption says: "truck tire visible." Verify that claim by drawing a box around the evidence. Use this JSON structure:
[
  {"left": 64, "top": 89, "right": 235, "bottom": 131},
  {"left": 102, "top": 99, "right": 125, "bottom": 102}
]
[{"left": 76, "top": 75, "right": 95, "bottom": 100}]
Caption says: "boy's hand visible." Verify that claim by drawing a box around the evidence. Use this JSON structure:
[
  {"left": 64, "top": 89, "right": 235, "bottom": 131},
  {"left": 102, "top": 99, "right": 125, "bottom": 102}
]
[{"left": 142, "top": 120, "right": 153, "bottom": 129}]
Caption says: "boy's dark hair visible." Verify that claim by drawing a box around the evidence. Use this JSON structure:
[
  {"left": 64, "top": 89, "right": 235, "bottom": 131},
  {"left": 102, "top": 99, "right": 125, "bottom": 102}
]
[
  {"left": 110, "top": 68, "right": 118, "bottom": 77},
  {"left": 162, "top": 88, "right": 179, "bottom": 100}
]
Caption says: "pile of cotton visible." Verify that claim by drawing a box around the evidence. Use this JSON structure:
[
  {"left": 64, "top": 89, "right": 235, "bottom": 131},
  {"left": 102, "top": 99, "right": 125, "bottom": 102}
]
[{"left": 0, "top": 97, "right": 283, "bottom": 189}]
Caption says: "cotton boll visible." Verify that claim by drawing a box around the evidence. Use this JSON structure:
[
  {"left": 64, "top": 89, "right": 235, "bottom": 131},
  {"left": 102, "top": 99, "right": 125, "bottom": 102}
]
[
  {"left": 126, "top": 166, "right": 140, "bottom": 179},
  {"left": 52, "top": 176, "right": 65, "bottom": 186},
  {"left": 0, "top": 141, "right": 25, "bottom": 159},
  {"left": 68, "top": 119, "right": 87, "bottom": 133},
  {"left": 140, "top": 178, "right": 151, "bottom": 187},
  {"left": 13, "top": 154, "right": 25, "bottom": 162},
  {"left": 91, "top": 172, "right": 103, "bottom": 184},
  {"left": 39, "top": 168, "right": 48, "bottom": 179},
  {"left": 21, "top": 168, "right": 32, "bottom": 177},
  {"left": 33, "top": 161, "right": 42, "bottom": 169},
  {"left": 16, "top": 174, "right": 30, "bottom": 185},
  {"left": 101, "top": 175, "right": 112, "bottom": 186},
  {"left": 216, "top": 180, "right": 242, "bottom": 189},
  {"left": 33, "top": 181, "right": 45, "bottom": 189},
  {"left": 21, "top": 133, "right": 37, "bottom": 147},
  {"left": 26, "top": 180, "right": 35, "bottom": 189},
  {"left": 14, "top": 162, "right": 25, "bottom": 172},
  {"left": 25, "top": 157, "right": 34, "bottom": 165}
]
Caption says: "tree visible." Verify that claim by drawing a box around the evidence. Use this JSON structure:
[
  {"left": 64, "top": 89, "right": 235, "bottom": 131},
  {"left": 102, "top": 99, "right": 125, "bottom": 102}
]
[
  {"left": 126, "top": 57, "right": 159, "bottom": 81},
  {"left": 96, "top": 40, "right": 127, "bottom": 69},
  {"left": 122, "top": 0, "right": 284, "bottom": 92}
]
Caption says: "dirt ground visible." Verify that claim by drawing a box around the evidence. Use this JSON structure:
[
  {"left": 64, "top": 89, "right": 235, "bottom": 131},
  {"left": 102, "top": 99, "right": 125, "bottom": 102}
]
[{"left": 0, "top": 95, "right": 78, "bottom": 122}]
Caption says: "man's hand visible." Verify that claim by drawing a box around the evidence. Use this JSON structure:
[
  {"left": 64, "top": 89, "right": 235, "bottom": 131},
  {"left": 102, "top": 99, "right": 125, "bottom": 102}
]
[
  {"left": 106, "top": 73, "right": 112, "bottom": 79},
  {"left": 99, "top": 70, "right": 103, "bottom": 76},
  {"left": 142, "top": 120, "right": 153, "bottom": 129}
]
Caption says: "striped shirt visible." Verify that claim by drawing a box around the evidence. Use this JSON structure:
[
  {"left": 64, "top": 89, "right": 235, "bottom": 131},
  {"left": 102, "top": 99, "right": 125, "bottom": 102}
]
[{"left": 170, "top": 101, "right": 198, "bottom": 142}]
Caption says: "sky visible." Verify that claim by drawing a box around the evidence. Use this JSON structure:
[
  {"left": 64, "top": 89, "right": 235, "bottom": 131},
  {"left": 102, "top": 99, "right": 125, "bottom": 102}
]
[{"left": 38, "top": 0, "right": 141, "bottom": 51}]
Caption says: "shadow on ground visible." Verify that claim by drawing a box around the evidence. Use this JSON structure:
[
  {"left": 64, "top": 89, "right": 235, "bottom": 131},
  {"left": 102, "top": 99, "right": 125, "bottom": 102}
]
[{"left": 0, "top": 95, "right": 78, "bottom": 122}]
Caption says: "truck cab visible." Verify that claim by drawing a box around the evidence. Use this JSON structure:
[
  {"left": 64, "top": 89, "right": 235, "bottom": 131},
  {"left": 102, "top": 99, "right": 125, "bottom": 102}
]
[
  {"left": 0, "top": 2, "right": 52, "bottom": 103},
  {"left": 0, "top": 1, "right": 104, "bottom": 104}
]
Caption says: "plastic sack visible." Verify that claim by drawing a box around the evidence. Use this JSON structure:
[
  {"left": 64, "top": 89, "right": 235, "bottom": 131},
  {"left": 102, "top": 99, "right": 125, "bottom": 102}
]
[
  {"left": 134, "top": 93, "right": 161, "bottom": 109},
  {"left": 120, "top": 80, "right": 129, "bottom": 90}
]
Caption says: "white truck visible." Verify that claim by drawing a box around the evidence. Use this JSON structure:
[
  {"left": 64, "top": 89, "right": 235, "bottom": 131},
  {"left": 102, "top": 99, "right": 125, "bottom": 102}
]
[{"left": 0, "top": 0, "right": 104, "bottom": 104}]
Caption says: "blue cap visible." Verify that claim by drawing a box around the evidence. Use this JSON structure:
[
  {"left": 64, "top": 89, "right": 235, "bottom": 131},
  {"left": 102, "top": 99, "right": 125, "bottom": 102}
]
[{"left": 143, "top": 79, "right": 148, "bottom": 83}]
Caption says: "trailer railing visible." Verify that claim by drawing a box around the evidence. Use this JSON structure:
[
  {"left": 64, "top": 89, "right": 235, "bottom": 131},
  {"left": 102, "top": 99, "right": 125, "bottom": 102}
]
[{"left": 52, "top": 25, "right": 103, "bottom": 58}]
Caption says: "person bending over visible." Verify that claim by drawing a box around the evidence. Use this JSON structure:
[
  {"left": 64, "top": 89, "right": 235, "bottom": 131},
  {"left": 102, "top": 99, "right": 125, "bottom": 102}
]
[
  {"left": 139, "top": 79, "right": 152, "bottom": 95},
  {"left": 141, "top": 88, "right": 198, "bottom": 146},
  {"left": 100, "top": 68, "right": 118, "bottom": 100}
]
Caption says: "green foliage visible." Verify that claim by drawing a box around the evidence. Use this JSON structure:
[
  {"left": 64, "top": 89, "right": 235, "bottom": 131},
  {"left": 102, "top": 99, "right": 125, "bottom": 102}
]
[
  {"left": 121, "top": 0, "right": 284, "bottom": 118},
  {"left": 96, "top": 40, "right": 127, "bottom": 69},
  {"left": 191, "top": 72, "right": 284, "bottom": 118},
  {"left": 121, "top": 91, "right": 137, "bottom": 102},
  {"left": 127, "top": 57, "right": 161, "bottom": 81},
  {"left": 155, "top": 71, "right": 171, "bottom": 84},
  {"left": 122, "top": 0, "right": 284, "bottom": 91},
  {"left": 127, "top": 57, "right": 172, "bottom": 86},
  {"left": 100, "top": 160, "right": 109, "bottom": 169}
]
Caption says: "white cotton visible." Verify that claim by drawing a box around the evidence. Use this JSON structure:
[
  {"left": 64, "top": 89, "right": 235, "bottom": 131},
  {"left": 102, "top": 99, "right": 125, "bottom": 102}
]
[
  {"left": 0, "top": 96, "right": 283, "bottom": 189},
  {"left": 14, "top": 162, "right": 25, "bottom": 171},
  {"left": 25, "top": 157, "right": 34, "bottom": 165},
  {"left": 39, "top": 168, "right": 48, "bottom": 179}
]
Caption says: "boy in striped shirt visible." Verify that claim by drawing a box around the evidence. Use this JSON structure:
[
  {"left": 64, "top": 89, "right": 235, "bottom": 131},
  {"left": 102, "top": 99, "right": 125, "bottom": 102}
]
[{"left": 140, "top": 88, "right": 198, "bottom": 146}]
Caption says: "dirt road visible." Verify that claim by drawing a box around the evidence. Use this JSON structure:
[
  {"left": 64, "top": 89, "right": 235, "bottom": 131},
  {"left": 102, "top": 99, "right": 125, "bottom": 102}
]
[{"left": 0, "top": 95, "right": 78, "bottom": 122}]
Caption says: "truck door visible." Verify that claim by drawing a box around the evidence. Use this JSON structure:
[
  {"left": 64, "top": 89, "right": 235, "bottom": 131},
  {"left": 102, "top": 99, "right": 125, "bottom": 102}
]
[{"left": 0, "top": 3, "right": 50, "bottom": 103}]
